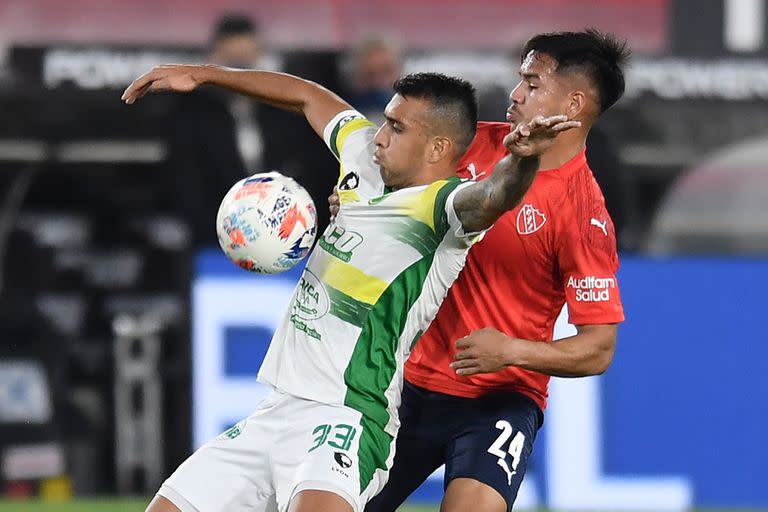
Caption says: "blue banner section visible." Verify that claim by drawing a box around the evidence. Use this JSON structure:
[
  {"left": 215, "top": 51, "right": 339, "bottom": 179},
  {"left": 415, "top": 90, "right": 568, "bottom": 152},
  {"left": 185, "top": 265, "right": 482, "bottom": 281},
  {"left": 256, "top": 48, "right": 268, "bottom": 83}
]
[
  {"left": 604, "top": 256, "right": 768, "bottom": 506},
  {"left": 224, "top": 326, "right": 272, "bottom": 377},
  {"left": 193, "top": 251, "right": 768, "bottom": 507}
]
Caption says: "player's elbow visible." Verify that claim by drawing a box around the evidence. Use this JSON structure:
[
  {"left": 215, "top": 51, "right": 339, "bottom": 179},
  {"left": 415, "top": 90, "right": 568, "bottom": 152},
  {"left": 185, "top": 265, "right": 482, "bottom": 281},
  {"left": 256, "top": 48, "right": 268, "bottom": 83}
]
[
  {"left": 590, "top": 343, "right": 615, "bottom": 375},
  {"left": 457, "top": 197, "right": 497, "bottom": 234},
  {"left": 592, "top": 354, "right": 613, "bottom": 375},
  {"left": 575, "top": 324, "right": 617, "bottom": 376}
]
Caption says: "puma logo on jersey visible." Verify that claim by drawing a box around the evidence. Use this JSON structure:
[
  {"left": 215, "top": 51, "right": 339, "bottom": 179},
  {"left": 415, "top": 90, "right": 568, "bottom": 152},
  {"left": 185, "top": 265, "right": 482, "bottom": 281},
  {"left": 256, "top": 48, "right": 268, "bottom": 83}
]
[
  {"left": 466, "top": 163, "right": 486, "bottom": 180},
  {"left": 590, "top": 218, "right": 608, "bottom": 236},
  {"left": 516, "top": 204, "right": 546, "bottom": 235}
]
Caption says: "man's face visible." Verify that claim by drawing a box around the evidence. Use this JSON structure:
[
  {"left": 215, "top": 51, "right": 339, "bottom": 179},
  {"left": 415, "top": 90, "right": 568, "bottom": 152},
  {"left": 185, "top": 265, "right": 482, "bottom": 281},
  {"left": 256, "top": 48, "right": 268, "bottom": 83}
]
[
  {"left": 210, "top": 34, "right": 263, "bottom": 68},
  {"left": 507, "top": 51, "right": 571, "bottom": 128},
  {"left": 372, "top": 94, "right": 433, "bottom": 189}
]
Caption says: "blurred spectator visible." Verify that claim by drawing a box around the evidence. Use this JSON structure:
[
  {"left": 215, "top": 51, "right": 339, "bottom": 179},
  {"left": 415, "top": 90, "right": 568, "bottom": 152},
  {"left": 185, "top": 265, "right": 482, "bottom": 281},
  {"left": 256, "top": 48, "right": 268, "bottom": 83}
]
[
  {"left": 208, "top": 14, "right": 266, "bottom": 171},
  {"left": 340, "top": 34, "right": 403, "bottom": 125},
  {"left": 166, "top": 13, "right": 266, "bottom": 248}
]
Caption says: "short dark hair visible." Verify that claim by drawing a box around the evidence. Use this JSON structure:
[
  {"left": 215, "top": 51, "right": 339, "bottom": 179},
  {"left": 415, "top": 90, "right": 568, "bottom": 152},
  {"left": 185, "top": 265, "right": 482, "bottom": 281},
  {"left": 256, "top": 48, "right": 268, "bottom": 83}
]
[
  {"left": 521, "top": 29, "right": 630, "bottom": 113},
  {"left": 393, "top": 72, "right": 478, "bottom": 156},
  {"left": 211, "top": 14, "right": 259, "bottom": 46}
]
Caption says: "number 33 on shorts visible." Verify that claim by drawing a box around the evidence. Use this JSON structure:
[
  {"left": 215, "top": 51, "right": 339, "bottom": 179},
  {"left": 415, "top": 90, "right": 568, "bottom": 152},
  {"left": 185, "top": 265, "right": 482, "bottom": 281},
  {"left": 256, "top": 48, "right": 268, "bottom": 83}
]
[
  {"left": 487, "top": 420, "right": 526, "bottom": 485},
  {"left": 309, "top": 423, "right": 357, "bottom": 452}
]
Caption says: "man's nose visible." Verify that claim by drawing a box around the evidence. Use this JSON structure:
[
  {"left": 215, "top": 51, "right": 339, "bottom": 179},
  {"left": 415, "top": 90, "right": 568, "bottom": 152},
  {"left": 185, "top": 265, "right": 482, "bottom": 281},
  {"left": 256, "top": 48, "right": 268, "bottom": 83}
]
[{"left": 373, "top": 124, "right": 387, "bottom": 147}]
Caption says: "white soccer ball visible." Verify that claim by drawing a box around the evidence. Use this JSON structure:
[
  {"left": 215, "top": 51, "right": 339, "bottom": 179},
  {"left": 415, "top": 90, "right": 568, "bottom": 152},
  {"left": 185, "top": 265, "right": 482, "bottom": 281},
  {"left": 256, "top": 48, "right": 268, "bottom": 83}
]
[{"left": 216, "top": 172, "right": 317, "bottom": 274}]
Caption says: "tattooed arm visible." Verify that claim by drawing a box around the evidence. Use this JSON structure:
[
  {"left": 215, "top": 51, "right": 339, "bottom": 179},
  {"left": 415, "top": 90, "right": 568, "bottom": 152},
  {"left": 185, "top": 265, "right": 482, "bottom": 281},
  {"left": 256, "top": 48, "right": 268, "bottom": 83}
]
[{"left": 453, "top": 115, "right": 579, "bottom": 233}]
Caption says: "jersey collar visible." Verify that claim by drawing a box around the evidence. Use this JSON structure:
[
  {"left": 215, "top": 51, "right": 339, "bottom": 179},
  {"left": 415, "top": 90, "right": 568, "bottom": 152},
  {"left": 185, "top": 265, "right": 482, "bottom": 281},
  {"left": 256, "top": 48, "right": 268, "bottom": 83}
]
[{"left": 539, "top": 148, "right": 587, "bottom": 174}]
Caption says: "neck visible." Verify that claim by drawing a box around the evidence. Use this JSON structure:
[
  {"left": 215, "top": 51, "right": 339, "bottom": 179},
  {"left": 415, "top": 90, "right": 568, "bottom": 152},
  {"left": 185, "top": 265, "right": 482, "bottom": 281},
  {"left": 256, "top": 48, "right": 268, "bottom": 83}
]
[{"left": 538, "top": 127, "right": 588, "bottom": 171}]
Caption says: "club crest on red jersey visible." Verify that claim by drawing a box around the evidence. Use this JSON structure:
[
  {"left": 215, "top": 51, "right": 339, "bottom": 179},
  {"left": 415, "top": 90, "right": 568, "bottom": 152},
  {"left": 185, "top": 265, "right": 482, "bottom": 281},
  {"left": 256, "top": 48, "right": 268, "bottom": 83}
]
[{"left": 516, "top": 204, "right": 547, "bottom": 235}]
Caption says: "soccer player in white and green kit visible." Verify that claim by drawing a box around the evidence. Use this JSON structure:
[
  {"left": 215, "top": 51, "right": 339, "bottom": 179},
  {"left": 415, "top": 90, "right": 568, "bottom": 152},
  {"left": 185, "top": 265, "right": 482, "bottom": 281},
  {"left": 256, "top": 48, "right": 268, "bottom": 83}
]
[{"left": 123, "top": 65, "right": 579, "bottom": 512}]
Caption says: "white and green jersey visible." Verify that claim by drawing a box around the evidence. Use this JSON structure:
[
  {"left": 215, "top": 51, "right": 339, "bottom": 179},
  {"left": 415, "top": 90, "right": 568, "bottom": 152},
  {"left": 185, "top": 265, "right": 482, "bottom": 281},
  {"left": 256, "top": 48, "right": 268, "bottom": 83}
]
[{"left": 258, "top": 110, "right": 480, "bottom": 436}]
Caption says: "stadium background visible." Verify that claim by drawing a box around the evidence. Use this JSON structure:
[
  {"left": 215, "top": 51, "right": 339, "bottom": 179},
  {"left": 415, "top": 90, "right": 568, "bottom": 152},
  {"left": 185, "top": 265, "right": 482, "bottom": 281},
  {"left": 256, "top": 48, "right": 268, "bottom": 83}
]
[{"left": 0, "top": 0, "right": 766, "bottom": 510}]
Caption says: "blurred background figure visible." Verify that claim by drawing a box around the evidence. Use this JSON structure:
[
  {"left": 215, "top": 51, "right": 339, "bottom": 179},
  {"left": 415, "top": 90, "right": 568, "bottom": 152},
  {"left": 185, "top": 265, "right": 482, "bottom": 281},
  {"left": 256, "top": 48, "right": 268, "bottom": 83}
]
[
  {"left": 207, "top": 14, "right": 266, "bottom": 172},
  {"left": 340, "top": 34, "right": 404, "bottom": 125},
  {"left": 208, "top": 14, "right": 264, "bottom": 70},
  {"left": 166, "top": 13, "right": 266, "bottom": 248}
]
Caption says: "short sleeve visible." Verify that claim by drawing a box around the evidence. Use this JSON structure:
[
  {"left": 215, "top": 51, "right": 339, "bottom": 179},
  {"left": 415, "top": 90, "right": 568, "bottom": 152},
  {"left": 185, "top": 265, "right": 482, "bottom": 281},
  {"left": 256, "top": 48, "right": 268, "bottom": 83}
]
[
  {"left": 432, "top": 179, "right": 486, "bottom": 248},
  {"left": 558, "top": 212, "right": 625, "bottom": 325},
  {"left": 322, "top": 110, "right": 384, "bottom": 201}
]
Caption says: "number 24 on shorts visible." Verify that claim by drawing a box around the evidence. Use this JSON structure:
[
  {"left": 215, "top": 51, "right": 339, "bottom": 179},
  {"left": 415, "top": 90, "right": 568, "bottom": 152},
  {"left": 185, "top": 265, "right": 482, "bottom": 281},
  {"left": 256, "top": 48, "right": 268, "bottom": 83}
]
[
  {"left": 309, "top": 423, "right": 357, "bottom": 452},
  {"left": 487, "top": 420, "right": 526, "bottom": 485}
]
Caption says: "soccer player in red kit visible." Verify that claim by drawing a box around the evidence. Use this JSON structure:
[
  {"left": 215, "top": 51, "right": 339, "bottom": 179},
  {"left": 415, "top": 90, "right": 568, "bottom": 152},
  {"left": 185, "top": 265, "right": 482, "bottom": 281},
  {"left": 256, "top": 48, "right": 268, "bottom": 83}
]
[{"left": 360, "top": 29, "right": 630, "bottom": 512}]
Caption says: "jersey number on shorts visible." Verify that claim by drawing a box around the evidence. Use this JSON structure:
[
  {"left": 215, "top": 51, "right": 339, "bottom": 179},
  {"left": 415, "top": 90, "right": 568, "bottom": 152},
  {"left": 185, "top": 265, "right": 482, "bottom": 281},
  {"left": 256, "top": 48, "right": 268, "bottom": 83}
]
[
  {"left": 309, "top": 423, "right": 357, "bottom": 452},
  {"left": 486, "top": 420, "right": 526, "bottom": 485}
]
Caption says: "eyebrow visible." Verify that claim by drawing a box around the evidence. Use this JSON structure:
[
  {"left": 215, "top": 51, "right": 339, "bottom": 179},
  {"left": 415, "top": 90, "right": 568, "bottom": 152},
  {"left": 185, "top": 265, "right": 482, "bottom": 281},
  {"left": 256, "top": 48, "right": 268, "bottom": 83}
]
[
  {"left": 384, "top": 114, "right": 403, "bottom": 126},
  {"left": 521, "top": 72, "right": 541, "bottom": 80}
]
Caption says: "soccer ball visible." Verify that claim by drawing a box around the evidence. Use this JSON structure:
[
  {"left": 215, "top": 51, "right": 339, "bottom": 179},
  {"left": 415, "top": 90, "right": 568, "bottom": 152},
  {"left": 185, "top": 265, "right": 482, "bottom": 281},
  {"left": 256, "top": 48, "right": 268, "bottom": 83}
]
[{"left": 216, "top": 172, "right": 317, "bottom": 274}]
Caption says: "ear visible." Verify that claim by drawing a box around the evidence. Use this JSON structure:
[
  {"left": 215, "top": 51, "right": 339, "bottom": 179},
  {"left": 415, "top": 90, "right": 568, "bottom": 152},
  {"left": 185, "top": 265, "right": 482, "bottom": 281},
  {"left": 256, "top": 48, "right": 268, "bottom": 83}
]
[
  {"left": 567, "top": 90, "right": 587, "bottom": 119},
  {"left": 428, "top": 136, "right": 452, "bottom": 164}
]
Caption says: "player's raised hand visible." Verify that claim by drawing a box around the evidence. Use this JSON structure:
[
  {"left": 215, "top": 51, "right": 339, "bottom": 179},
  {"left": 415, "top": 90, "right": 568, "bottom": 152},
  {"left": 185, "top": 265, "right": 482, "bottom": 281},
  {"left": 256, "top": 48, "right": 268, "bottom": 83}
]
[
  {"left": 503, "top": 115, "right": 581, "bottom": 157},
  {"left": 122, "top": 64, "right": 210, "bottom": 104}
]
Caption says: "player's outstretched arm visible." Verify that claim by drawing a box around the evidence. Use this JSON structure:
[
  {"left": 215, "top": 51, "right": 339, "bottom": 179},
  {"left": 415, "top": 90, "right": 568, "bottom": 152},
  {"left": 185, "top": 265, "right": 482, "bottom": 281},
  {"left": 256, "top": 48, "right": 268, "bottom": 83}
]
[
  {"left": 121, "top": 64, "right": 352, "bottom": 139},
  {"left": 453, "top": 116, "right": 580, "bottom": 233}
]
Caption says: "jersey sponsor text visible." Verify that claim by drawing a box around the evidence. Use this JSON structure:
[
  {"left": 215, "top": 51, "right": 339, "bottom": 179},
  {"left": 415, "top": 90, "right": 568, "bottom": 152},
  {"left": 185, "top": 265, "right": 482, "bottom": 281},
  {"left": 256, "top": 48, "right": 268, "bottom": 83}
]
[{"left": 567, "top": 275, "right": 617, "bottom": 302}]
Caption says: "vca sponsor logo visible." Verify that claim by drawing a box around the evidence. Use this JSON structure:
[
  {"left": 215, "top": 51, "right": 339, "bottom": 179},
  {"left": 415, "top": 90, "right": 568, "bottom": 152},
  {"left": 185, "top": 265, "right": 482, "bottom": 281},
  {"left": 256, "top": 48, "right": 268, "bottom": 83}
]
[{"left": 567, "top": 276, "right": 616, "bottom": 302}]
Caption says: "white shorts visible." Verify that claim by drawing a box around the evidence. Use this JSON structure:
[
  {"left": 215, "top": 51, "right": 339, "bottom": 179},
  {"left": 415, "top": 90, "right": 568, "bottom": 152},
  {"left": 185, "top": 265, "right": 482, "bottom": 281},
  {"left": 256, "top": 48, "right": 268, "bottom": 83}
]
[{"left": 158, "top": 389, "right": 394, "bottom": 512}]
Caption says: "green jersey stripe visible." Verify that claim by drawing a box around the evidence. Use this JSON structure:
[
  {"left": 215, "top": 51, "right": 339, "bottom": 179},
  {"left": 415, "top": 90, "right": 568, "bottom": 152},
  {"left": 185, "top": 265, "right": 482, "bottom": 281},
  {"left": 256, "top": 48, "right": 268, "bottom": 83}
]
[
  {"left": 392, "top": 217, "right": 442, "bottom": 257},
  {"left": 327, "top": 286, "right": 373, "bottom": 328},
  {"left": 433, "top": 178, "right": 464, "bottom": 239},
  {"left": 328, "top": 120, "right": 343, "bottom": 160},
  {"left": 343, "top": 253, "right": 435, "bottom": 430},
  {"left": 357, "top": 415, "right": 394, "bottom": 494}
]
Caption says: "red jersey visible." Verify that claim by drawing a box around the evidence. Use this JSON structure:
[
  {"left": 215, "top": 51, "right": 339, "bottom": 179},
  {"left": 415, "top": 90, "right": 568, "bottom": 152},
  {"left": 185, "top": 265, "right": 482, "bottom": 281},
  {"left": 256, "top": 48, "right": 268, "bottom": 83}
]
[{"left": 405, "top": 122, "right": 625, "bottom": 410}]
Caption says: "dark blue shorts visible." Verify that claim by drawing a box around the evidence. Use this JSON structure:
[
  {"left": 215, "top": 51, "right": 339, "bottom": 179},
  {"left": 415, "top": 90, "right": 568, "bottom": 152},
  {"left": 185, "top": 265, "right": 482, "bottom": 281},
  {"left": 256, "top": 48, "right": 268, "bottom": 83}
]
[{"left": 366, "top": 381, "right": 543, "bottom": 512}]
